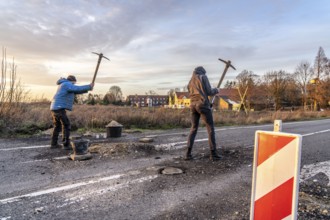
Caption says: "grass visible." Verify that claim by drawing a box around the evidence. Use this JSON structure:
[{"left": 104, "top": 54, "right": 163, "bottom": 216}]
[{"left": 0, "top": 102, "right": 329, "bottom": 137}]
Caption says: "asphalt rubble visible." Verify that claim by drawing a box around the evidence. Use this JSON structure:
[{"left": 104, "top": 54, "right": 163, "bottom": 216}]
[
  {"left": 32, "top": 131, "right": 329, "bottom": 219},
  {"left": 87, "top": 140, "right": 330, "bottom": 219}
]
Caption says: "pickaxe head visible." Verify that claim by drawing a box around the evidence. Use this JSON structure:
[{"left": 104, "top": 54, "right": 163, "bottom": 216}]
[
  {"left": 92, "top": 52, "right": 110, "bottom": 61},
  {"left": 218, "top": 58, "right": 236, "bottom": 70}
]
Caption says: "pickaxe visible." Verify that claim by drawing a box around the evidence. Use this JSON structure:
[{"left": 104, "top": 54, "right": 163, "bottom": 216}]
[
  {"left": 211, "top": 58, "right": 236, "bottom": 105},
  {"left": 91, "top": 52, "right": 110, "bottom": 84}
]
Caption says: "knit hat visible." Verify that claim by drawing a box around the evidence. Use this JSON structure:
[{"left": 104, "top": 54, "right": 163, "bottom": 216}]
[
  {"left": 194, "top": 66, "right": 206, "bottom": 75},
  {"left": 67, "top": 75, "right": 77, "bottom": 82}
]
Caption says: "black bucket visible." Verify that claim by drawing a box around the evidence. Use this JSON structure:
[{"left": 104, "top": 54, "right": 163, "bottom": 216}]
[
  {"left": 71, "top": 139, "right": 90, "bottom": 155},
  {"left": 106, "top": 120, "right": 123, "bottom": 138},
  {"left": 106, "top": 126, "right": 122, "bottom": 138}
]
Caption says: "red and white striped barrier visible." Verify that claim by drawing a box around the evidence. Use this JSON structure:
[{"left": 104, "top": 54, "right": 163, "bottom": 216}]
[{"left": 250, "top": 131, "right": 302, "bottom": 220}]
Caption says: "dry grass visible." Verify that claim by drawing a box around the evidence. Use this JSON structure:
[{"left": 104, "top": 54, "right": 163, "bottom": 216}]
[{"left": 0, "top": 102, "right": 329, "bottom": 136}]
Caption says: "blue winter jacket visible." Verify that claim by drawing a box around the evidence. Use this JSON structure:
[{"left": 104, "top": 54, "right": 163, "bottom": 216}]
[{"left": 50, "top": 78, "right": 92, "bottom": 111}]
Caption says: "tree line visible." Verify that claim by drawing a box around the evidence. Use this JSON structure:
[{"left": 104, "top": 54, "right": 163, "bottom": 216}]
[
  {"left": 223, "top": 47, "right": 329, "bottom": 111},
  {"left": 1, "top": 47, "right": 329, "bottom": 111},
  {"left": 75, "top": 85, "right": 124, "bottom": 105},
  {"left": 0, "top": 48, "right": 30, "bottom": 120},
  {"left": 77, "top": 47, "right": 329, "bottom": 111}
]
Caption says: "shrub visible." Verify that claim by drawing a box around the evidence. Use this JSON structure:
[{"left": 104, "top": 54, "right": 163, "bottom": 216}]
[{"left": 0, "top": 103, "right": 329, "bottom": 136}]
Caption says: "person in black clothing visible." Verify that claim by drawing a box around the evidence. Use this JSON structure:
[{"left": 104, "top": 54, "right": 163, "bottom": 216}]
[{"left": 185, "top": 66, "right": 221, "bottom": 161}]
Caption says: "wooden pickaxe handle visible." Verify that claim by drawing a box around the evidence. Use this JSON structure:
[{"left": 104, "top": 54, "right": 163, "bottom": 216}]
[
  {"left": 211, "top": 58, "right": 236, "bottom": 104},
  {"left": 216, "top": 58, "right": 236, "bottom": 88},
  {"left": 92, "top": 52, "right": 110, "bottom": 84}
]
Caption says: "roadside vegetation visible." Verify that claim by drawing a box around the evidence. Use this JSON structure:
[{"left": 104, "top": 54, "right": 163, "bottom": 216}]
[
  {"left": 1, "top": 102, "right": 329, "bottom": 137},
  {"left": 0, "top": 46, "right": 329, "bottom": 137}
]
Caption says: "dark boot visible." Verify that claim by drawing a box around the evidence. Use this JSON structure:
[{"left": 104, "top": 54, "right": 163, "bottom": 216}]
[
  {"left": 62, "top": 144, "right": 72, "bottom": 150},
  {"left": 210, "top": 150, "right": 222, "bottom": 161},
  {"left": 50, "top": 134, "right": 61, "bottom": 149},
  {"left": 50, "top": 144, "right": 62, "bottom": 149},
  {"left": 184, "top": 147, "right": 193, "bottom": 160}
]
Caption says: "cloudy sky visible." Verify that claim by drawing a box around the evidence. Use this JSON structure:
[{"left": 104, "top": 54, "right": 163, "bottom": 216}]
[{"left": 1, "top": 0, "right": 329, "bottom": 99}]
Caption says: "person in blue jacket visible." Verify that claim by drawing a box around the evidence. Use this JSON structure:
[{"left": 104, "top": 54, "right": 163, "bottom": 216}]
[{"left": 50, "top": 75, "right": 94, "bottom": 149}]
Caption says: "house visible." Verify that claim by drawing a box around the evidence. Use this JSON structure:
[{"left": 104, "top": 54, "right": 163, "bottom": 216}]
[
  {"left": 167, "top": 89, "right": 244, "bottom": 110},
  {"left": 169, "top": 91, "right": 190, "bottom": 108},
  {"left": 127, "top": 95, "right": 168, "bottom": 107},
  {"left": 214, "top": 88, "right": 241, "bottom": 111}
]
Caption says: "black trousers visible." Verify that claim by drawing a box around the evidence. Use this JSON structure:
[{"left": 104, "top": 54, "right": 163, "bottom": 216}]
[
  {"left": 187, "top": 102, "right": 216, "bottom": 151},
  {"left": 51, "top": 109, "right": 71, "bottom": 147}
]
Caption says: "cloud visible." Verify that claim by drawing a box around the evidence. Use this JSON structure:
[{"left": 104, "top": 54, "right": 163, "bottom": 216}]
[
  {"left": 1, "top": 0, "right": 330, "bottom": 99},
  {"left": 0, "top": 0, "right": 190, "bottom": 60}
]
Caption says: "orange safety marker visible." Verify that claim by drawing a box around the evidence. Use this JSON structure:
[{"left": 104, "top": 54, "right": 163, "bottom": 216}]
[{"left": 250, "top": 131, "right": 302, "bottom": 220}]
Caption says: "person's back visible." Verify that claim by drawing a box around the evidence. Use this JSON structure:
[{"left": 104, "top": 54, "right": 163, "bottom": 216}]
[
  {"left": 50, "top": 77, "right": 91, "bottom": 111},
  {"left": 188, "top": 66, "right": 217, "bottom": 106},
  {"left": 186, "top": 66, "right": 221, "bottom": 161}
]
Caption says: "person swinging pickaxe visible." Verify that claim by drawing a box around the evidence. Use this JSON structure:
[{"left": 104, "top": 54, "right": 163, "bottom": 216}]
[
  {"left": 91, "top": 52, "right": 110, "bottom": 84},
  {"left": 210, "top": 58, "right": 236, "bottom": 107}
]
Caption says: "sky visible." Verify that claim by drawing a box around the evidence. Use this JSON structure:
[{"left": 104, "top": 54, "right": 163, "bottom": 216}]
[{"left": 1, "top": 0, "right": 330, "bottom": 100}]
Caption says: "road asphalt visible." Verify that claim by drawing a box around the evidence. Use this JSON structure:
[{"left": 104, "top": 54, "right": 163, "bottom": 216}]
[{"left": 0, "top": 119, "right": 329, "bottom": 219}]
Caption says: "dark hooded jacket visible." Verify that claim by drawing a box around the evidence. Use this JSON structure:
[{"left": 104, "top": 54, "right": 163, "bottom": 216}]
[
  {"left": 50, "top": 78, "right": 91, "bottom": 111},
  {"left": 188, "top": 66, "right": 218, "bottom": 107}
]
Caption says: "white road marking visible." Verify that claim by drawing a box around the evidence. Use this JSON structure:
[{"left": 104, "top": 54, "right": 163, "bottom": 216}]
[
  {"left": 146, "top": 119, "right": 330, "bottom": 138},
  {"left": 154, "top": 127, "right": 330, "bottom": 151},
  {"left": 155, "top": 138, "right": 208, "bottom": 150},
  {"left": 53, "top": 156, "right": 69, "bottom": 160},
  {"left": 0, "top": 173, "right": 158, "bottom": 211},
  {"left": 20, "top": 159, "right": 48, "bottom": 164},
  {"left": 0, "top": 120, "right": 328, "bottom": 152},
  {"left": 65, "top": 175, "right": 158, "bottom": 206},
  {"left": 20, "top": 156, "right": 69, "bottom": 164},
  {"left": 0, "top": 174, "right": 123, "bottom": 204},
  {"left": 301, "top": 129, "right": 330, "bottom": 137},
  {"left": 0, "top": 145, "right": 49, "bottom": 151},
  {"left": 300, "top": 160, "right": 330, "bottom": 186},
  {"left": 146, "top": 124, "right": 273, "bottom": 138}
]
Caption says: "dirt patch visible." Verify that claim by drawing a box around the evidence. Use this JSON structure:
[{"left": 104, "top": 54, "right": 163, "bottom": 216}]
[
  {"left": 88, "top": 142, "right": 159, "bottom": 158},
  {"left": 146, "top": 147, "right": 329, "bottom": 219},
  {"left": 30, "top": 140, "right": 330, "bottom": 219},
  {"left": 33, "top": 149, "right": 70, "bottom": 160},
  {"left": 145, "top": 147, "right": 253, "bottom": 220},
  {"left": 298, "top": 173, "right": 330, "bottom": 219}
]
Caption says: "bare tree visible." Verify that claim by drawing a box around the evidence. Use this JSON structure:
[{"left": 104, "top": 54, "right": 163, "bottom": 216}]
[
  {"left": 318, "top": 77, "right": 330, "bottom": 108},
  {"left": 167, "top": 89, "right": 175, "bottom": 105},
  {"left": 314, "top": 47, "right": 328, "bottom": 79},
  {"left": 0, "top": 48, "right": 7, "bottom": 108},
  {"left": 108, "top": 85, "right": 123, "bottom": 103},
  {"left": 166, "top": 87, "right": 182, "bottom": 106},
  {"left": 236, "top": 70, "right": 259, "bottom": 111},
  {"left": 103, "top": 93, "right": 115, "bottom": 105},
  {"left": 312, "top": 47, "right": 329, "bottom": 110},
  {"left": 223, "top": 80, "right": 236, "bottom": 89},
  {"left": 262, "top": 70, "right": 290, "bottom": 111},
  {"left": 0, "top": 47, "right": 29, "bottom": 119},
  {"left": 293, "top": 61, "right": 314, "bottom": 110},
  {"left": 283, "top": 77, "right": 301, "bottom": 108}
]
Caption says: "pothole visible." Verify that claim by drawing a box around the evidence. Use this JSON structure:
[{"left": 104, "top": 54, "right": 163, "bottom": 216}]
[{"left": 160, "top": 167, "right": 184, "bottom": 175}]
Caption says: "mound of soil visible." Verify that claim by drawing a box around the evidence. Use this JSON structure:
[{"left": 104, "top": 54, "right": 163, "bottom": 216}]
[{"left": 88, "top": 142, "right": 158, "bottom": 158}]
